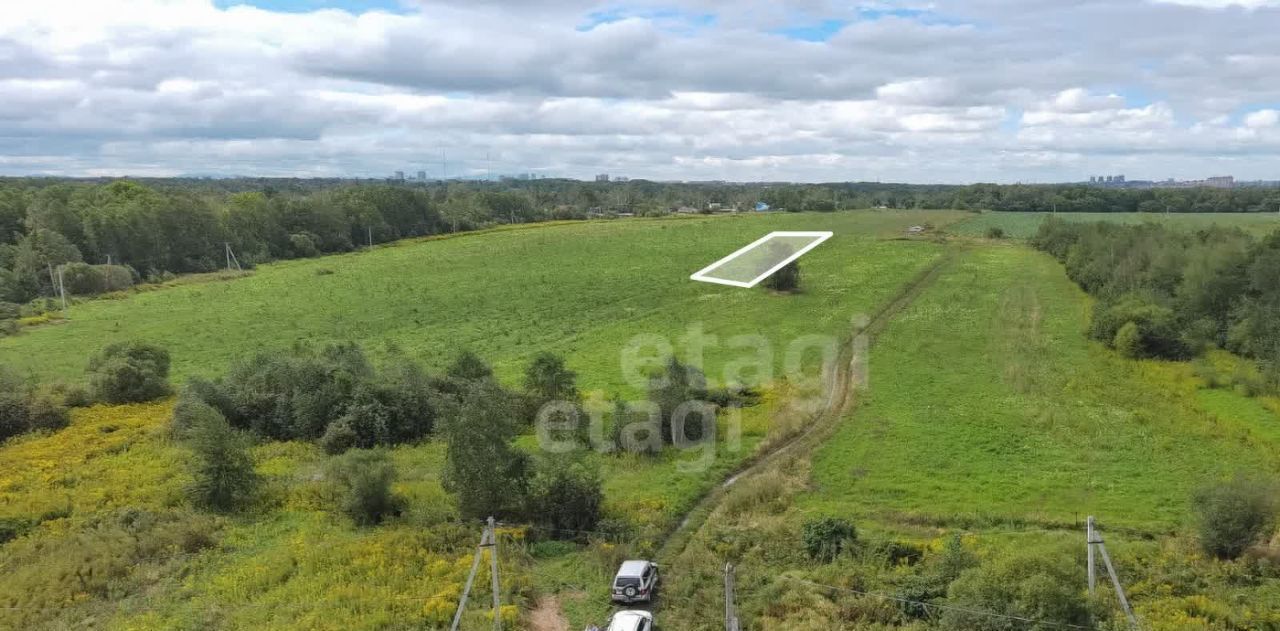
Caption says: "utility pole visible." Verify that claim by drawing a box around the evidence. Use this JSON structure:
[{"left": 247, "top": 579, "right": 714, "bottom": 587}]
[
  {"left": 1086, "top": 516, "right": 1138, "bottom": 629},
  {"left": 56, "top": 263, "right": 66, "bottom": 309},
  {"left": 224, "top": 243, "right": 242, "bottom": 272},
  {"left": 367, "top": 225, "right": 373, "bottom": 248},
  {"left": 488, "top": 516, "right": 501, "bottom": 631},
  {"left": 450, "top": 521, "right": 490, "bottom": 631},
  {"left": 724, "top": 563, "right": 739, "bottom": 631}
]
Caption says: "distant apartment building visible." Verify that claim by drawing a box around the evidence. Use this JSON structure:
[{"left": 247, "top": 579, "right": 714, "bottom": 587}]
[
  {"left": 394, "top": 170, "right": 405, "bottom": 181},
  {"left": 417, "top": 170, "right": 427, "bottom": 181},
  {"left": 1205, "top": 176, "right": 1234, "bottom": 188},
  {"left": 595, "top": 173, "right": 610, "bottom": 182}
]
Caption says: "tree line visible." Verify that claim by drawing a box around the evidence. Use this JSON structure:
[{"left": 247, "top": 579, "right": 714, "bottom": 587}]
[
  {"left": 3, "top": 177, "right": 1278, "bottom": 312},
  {"left": 1032, "top": 217, "right": 1280, "bottom": 388}
]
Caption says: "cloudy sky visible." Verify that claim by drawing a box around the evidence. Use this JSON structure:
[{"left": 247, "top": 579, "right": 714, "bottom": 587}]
[{"left": 2, "top": 0, "right": 1279, "bottom": 182}]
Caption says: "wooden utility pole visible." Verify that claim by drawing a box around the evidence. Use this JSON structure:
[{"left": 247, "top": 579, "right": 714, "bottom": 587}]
[
  {"left": 1086, "top": 516, "right": 1138, "bottom": 628},
  {"left": 450, "top": 521, "right": 491, "bottom": 631},
  {"left": 488, "top": 516, "right": 501, "bottom": 631},
  {"left": 724, "top": 563, "right": 739, "bottom": 631},
  {"left": 1087, "top": 517, "right": 1098, "bottom": 594},
  {"left": 224, "top": 243, "right": 242, "bottom": 272},
  {"left": 56, "top": 265, "right": 67, "bottom": 311}
]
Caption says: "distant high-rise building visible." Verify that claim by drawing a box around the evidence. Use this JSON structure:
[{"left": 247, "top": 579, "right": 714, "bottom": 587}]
[
  {"left": 595, "top": 173, "right": 610, "bottom": 182},
  {"left": 394, "top": 170, "right": 405, "bottom": 181},
  {"left": 417, "top": 170, "right": 427, "bottom": 181},
  {"left": 1206, "top": 176, "right": 1234, "bottom": 188}
]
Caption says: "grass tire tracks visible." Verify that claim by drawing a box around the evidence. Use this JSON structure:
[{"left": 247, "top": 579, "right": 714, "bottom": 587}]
[{"left": 653, "top": 246, "right": 963, "bottom": 565}]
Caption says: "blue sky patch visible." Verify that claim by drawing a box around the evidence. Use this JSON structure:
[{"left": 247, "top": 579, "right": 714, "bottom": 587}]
[
  {"left": 577, "top": 7, "right": 716, "bottom": 33},
  {"left": 213, "top": 0, "right": 408, "bottom": 13}
]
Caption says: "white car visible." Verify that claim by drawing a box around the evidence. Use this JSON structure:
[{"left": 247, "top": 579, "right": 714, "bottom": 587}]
[
  {"left": 606, "top": 610, "right": 654, "bottom": 631},
  {"left": 611, "top": 559, "right": 659, "bottom": 603}
]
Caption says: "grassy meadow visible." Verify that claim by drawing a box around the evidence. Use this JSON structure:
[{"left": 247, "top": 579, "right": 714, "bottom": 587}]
[
  {"left": 657, "top": 244, "right": 1280, "bottom": 630},
  {"left": 1, "top": 210, "right": 972, "bottom": 630},
  {"left": 949, "top": 210, "right": 1280, "bottom": 239},
  {"left": 0, "top": 210, "right": 965, "bottom": 389}
]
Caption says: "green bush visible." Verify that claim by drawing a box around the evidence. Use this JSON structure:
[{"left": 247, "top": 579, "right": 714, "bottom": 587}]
[
  {"left": 985, "top": 226, "right": 1006, "bottom": 239},
  {"left": 526, "top": 456, "right": 603, "bottom": 539},
  {"left": 186, "top": 408, "right": 258, "bottom": 513},
  {"left": 61, "top": 262, "right": 136, "bottom": 295},
  {"left": 802, "top": 517, "right": 857, "bottom": 562},
  {"left": 87, "top": 341, "right": 172, "bottom": 403},
  {"left": 320, "top": 417, "right": 358, "bottom": 455},
  {"left": 192, "top": 343, "right": 435, "bottom": 446},
  {"left": 170, "top": 391, "right": 227, "bottom": 440},
  {"left": 1193, "top": 475, "right": 1278, "bottom": 559},
  {"left": 326, "top": 448, "right": 403, "bottom": 526},
  {"left": 0, "top": 369, "right": 70, "bottom": 441},
  {"left": 942, "top": 544, "right": 1090, "bottom": 630}
]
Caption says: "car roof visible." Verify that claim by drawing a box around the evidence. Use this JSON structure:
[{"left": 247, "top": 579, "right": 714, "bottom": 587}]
[
  {"left": 611, "top": 610, "right": 654, "bottom": 624},
  {"left": 617, "top": 560, "right": 651, "bottom": 576}
]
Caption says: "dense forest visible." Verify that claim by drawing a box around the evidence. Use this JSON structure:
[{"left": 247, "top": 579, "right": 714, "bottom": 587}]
[
  {"left": 2, "top": 177, "right": 1279, "bottom": 311},
  {"left": 1033, "top": 218, "right": 1280, "bottom": 389}
]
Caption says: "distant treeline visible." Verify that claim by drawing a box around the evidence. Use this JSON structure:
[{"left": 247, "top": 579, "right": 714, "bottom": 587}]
[
  {"left": 1033, "top": 218, "right": 1280, "bottom": 388},
  {"left": 3, "top": 177, "right": 1279, "bottom": 307}
]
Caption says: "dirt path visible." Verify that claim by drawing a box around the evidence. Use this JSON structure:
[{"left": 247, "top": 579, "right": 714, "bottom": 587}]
[
  {"left": 529, "top": 595, "right": 571, "bottom": 631},
  {"left": 655, "top": 247, "right": 959, "bottom": 564}
]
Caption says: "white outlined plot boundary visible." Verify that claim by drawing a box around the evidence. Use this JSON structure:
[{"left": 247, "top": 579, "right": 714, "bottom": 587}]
[{"left": 690, "top": 231, "right": 834, "bottom": 288}]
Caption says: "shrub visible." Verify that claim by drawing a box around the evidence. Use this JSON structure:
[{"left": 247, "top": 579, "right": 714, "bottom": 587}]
[
  {"left": 802, "top": 517, "right": 857, "bottom": 562},
  {"left": 1114, "top": 321, "right": 1142, "bottom": 359},
  {"left": 1193, "top": 475, "right": 1278, "bottom": 559},
  {"left": 62, "top": 263, "right": 136, "bottom": 294},
  {"left": 0, "top": 369, "right": 31, "bottom": 441},
  {"left": 526, "top": 456, "right": 603, "bottom": 539},
  {"left": 327, "top": 448, "right": 403, "bottom": 526},
  {"left": 87, "top": 341, "right": 172, "bottom": 403},
  {"left": 289, "top": 232, "right": 320, "bottom": 257},
  {"left": 0, "top": 369, "right": 69, "bottom": 440},
  {"left": 24, "top": 391, "right": 69, "bottom": 433},
  {"left": 985, "top": 226, "right": 1006, "bottom": 239},
  {"left": 186, "top": 408, "right": 258, "bottom": 513},
  {"left": 320, "top": 417, "right": 359, "bottom": 455},
  {"left": 170, "top": 391, "right": 227, "bottom": 440},
  {"left": 764, "top": 261, "right": 801, "bottom": 292},
  {"left": 941, "top": 544, "right": 1090, "bottom": 630}
]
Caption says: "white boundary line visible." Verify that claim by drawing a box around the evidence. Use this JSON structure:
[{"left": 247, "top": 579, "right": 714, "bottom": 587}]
[{"left": 689, "top": 231, "right": 834, "bottom": 288}]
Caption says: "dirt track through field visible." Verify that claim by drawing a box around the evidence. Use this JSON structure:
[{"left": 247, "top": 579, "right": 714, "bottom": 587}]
[
  {"left": 653, "top": 247, "right": 959, "bottom": 565},
  {"left": 532, "top": 247, "right": 959, "bottom": 631}
]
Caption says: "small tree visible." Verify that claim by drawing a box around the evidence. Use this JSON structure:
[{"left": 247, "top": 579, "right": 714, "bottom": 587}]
[
  {"left": 1193, "top": 475, "right": 1278, "bottom": 559},
  {"left": 327, "top": 448, "right": 403, "bottom": 526},
  {"left": 440, "top": 380, "right": 530, "bottom": 520},
  {"left": 802, "top": 517, "right": 857, "bottom": 562},
  {"left": 87, "top": 341, "right": 172, "bottom": 403},
  {"left": 187, "top": 409, "right": 258, "bottom": 513},
  {"left": 647, "top": 356, "right": 709, "bottom": 445},
  {"left": 985, "top": 226, "right": 1006, "bottom": 239},
  {"left": 763, "top": 261, "right": 801, "bottom": 292},
  {"left": 1114, "top": 321, "right": 1142, "bottom": 359},
  {"left": 446, "top": 350, "right": 493, "bottom": 382},
  {"left": 527, "top": 456, "right": 604, "bottom": 539},
  {"left": 524, "top": 352, "right": 579, "bottom": 406}
]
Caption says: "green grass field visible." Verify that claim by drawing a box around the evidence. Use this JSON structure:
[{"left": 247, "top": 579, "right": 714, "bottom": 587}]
[
  {"left": 654, "top": 242, "right": 1280, "bottom": 631},
  {"left": 949, "top": 211, "right": 1280, "bottom": 239},
  {"left": 1, "top": 211, "right": 976, "bottom": 630},
  {"left": 803, "top": 244, "right": 1280, "bottom": 532},
  {"left": 0, "top": 211, "right": 965, "bottom": 392}
]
